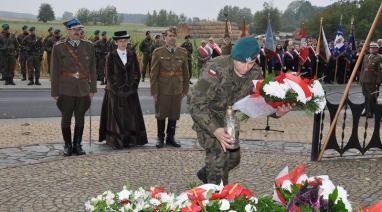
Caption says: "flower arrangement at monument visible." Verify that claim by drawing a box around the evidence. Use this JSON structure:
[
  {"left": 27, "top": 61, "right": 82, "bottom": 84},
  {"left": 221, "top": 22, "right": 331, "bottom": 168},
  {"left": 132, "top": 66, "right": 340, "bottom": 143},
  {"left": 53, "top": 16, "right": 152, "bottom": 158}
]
[
  {"left": 233, "top": 72, "right": 326, "bottom": 119},
  {"left": 85, "top": 164, "right": 382, "bottom": 211}
]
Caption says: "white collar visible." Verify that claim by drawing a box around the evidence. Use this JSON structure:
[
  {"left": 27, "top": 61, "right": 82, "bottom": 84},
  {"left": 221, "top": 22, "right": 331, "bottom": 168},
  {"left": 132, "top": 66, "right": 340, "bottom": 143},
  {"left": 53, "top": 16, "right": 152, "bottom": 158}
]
[{"left": 117, "top": 49, "right": 127, "bottom": 55}]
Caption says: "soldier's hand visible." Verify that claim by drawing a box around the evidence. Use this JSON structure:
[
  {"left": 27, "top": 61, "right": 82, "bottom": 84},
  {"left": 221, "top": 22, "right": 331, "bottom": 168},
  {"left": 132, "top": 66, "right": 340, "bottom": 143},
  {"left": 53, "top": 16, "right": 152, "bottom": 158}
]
[
  {"left": 53, "top": 96, "right": 59, "bottom": 101},
  {"left": 275, "top": 103, "right": 294, "bottom": 117},
  {"left": 213, "top": 128, "right": 234, "bottom": 152}
]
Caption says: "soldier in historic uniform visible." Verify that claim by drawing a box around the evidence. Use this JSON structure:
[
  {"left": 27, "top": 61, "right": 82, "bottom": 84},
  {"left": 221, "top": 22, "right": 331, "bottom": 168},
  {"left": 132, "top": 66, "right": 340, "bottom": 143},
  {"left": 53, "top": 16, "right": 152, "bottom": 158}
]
[
  {"left": 188, "top": 37, "right": 291, "bottom": 185},
  {"left": 181, "top": 34, "right": 193, "bottom": 84},
  {"left": 150, "top": 27, "right": 189, "bottom": 148},
  {"left": 17, "top": 25, "right": 29, "bottom": 81},
  {"left": 0, "top": 24, "right": 18, "bottom": 85},
  {"left": 154, "top": 34, "right": 164, "bottom": 50},
  {"left": 360, "top": 42, "right": 382, "bottom": 118},
  {"left": 44, "top": 29, "right": 61, "bottom": 75},
  {"left": 51, "top": 19, "right": 97, "bottom": 156},
  {"left": 94, "top": 31, "right": 109, "bottom": 85},
  {"left": 22, "top": 27, "right": 43, "bottom": 85},
  {"left": 139, "top": 30, "right": 154, "bottom": 81}
]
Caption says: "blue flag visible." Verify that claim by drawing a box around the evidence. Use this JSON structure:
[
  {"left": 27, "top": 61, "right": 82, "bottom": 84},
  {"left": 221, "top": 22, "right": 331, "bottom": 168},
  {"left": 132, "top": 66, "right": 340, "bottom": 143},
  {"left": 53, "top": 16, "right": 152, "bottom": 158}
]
[
  {"left": 346, "top": 25, "right": 356, "bottom": 61},
  {"left": 333, "top": 25, "right": 346, "bottom": 56},
  {"left": 264, "top": 19, "right": 275, "bottom": 58}
]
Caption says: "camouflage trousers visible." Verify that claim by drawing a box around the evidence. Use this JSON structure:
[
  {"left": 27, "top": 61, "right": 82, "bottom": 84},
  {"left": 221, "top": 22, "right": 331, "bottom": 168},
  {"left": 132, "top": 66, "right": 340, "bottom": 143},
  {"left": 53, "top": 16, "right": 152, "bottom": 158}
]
[{"left": 197, "top": 131, "right": 240, "bottom": 185}]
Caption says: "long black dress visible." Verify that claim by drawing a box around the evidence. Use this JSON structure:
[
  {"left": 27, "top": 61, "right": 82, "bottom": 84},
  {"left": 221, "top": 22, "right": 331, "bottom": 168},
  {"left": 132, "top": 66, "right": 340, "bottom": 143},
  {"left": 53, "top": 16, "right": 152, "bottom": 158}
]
[{"left": 99, "top": 49, "right": 148, "bottom": 148}]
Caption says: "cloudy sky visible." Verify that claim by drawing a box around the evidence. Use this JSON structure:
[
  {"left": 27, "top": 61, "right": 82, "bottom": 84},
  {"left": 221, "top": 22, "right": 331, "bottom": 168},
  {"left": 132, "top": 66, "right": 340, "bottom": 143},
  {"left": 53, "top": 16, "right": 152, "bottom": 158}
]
[{"left": 1, "top": 0, "right": 335, "bottom": 19}]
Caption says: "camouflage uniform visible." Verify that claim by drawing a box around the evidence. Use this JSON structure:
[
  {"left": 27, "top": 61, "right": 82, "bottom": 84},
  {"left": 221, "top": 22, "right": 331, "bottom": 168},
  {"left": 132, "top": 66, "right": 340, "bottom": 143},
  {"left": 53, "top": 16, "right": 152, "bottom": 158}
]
[
  {"left": 17, "top": 30, "right": 29, "bottom": 80},
  {"left": 139, "top": 37, "right": 155, "bottom": 80},
  {"left": 0, "top": 30, "right": 18, "bottom": 85},
  {"left": 94, "top": 37, "right": 109, "bottom": 84},
  {"left": 181, "top": 40, "right": 193, "bottom": 80},
  {"left": 360, "top": 53, "right": 382, "bottom": 117},
  {"left": 44, "top": 32, "right": 61, "bottom": 75},
  {"left": 22, "top": 32, "right": 43, "bottom": 84},
  {"left": 188, "top": 55, "right": 262, "bottom": 184}
]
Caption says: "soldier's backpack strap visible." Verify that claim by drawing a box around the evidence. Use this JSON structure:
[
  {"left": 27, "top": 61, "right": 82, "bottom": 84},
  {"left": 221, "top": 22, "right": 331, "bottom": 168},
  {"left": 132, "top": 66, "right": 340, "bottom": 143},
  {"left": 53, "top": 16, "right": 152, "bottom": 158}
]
[{"left": 62, "top": 43, "right": 90, "bottom": 81}]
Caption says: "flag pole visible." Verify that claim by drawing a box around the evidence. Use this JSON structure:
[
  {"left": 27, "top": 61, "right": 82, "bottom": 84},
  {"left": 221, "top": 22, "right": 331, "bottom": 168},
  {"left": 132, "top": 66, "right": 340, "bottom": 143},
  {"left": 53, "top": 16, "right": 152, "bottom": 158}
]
[
  {"left": 315, "top": 18, "right": 323, "bottom": 77},
  {"left": 318, "top": 3, "right": 382, "bottom": 161}
]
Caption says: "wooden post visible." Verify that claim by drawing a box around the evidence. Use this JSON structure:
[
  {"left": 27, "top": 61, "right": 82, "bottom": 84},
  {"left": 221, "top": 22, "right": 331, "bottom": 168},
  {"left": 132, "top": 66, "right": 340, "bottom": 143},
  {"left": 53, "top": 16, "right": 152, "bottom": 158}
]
[
  {"left": 315, "top": 18, "right": 323, "bottom": 77},
  {"left": 318, "top": 3, "right": 382, "bottom": 161}
]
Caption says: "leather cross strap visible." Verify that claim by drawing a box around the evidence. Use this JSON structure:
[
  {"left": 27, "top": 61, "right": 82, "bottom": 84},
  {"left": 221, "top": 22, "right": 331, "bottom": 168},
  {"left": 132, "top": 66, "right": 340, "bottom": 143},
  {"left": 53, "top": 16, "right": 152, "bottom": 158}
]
[{"left": 62, "top": 42, "right": 90, "bottom": 81}]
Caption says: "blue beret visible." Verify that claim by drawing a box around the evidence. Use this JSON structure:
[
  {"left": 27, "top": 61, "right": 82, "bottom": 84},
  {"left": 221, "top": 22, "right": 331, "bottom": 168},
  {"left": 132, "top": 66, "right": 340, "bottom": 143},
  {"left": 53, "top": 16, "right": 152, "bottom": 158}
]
[
  {"left": 2, "top": 24, "right": 9, "bottom": 30},
  {"left": 231, "top": 37, "right": 260, "bottom": 62},
  {"left": 63, "top": 18, "right": 83, "bottom": 29}
]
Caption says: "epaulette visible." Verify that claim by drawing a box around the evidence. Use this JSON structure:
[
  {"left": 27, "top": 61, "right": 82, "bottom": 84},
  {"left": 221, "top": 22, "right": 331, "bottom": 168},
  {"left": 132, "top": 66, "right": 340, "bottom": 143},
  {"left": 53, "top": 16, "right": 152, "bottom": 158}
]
[
  {"left": 153, "top": 46, "right": 165, "bottom": 54},
  {"left": 81, "top": 39, "right": 94, "bottom": 44},
  {"left": 55, "top": 40, "right": 65, "bottom": 46}
]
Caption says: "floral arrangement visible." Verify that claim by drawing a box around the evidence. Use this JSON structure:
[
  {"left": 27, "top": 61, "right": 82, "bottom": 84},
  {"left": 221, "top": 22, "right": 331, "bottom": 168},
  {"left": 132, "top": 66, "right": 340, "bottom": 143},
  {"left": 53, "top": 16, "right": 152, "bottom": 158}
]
[
  {"left": 85, "top": 164, "right": 382, "bottom": 212},
  {"left": 233, "top": 72, "right": 326, "bottom": 119}
]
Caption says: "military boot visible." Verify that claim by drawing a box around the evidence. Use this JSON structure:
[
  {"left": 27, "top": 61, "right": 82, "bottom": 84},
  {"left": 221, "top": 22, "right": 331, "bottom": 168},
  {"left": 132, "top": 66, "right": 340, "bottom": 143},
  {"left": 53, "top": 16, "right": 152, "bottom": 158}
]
[
  {"left": 72, "top": 125, "right": 86, "bottom": 155},
  {"left": 4, "top": 77, "right": 10, "bottom": 85},
  {"left": 8, "top": 78, "right": 15, "bottom": 85},
  {"left": 197, "top": 166, "right": 208, "bottom": 184},
  {"left": 156, "top": 119, "right": 165, "bottom": 148},
  {"left": 27, "top": 80, "right": 34, "bottom": 85},
  {"left": 35, "top": 78, "right": 41, "bottom": 85},
  {"left": 62, "top": 126, "right": 72, "bottom": 156},
  {"left": 166, "top": 120, "right": 181, "bottom": 147},
  {"left": 21, "top": 74, "right": 27, "bottom": 81}
]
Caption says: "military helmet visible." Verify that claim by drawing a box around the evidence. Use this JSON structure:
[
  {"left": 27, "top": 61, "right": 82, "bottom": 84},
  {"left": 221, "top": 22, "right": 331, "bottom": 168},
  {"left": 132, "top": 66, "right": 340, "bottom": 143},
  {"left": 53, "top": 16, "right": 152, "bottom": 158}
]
[
  {"left": 2, "top": 23, "right": 9, "bottom": 30},
  {"left": 22, "top": 25, "right": 28, "bottom": 30},
  {"left": 94, "top": 30, "right": 100, "bottom": 35}
]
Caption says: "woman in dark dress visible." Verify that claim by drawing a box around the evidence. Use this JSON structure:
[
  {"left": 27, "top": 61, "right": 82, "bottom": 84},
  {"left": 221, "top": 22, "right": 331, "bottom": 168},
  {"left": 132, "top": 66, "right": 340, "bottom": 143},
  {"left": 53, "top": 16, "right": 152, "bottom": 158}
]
[{"left": 99, "top": 31, "right": 148, "bottom": 148}]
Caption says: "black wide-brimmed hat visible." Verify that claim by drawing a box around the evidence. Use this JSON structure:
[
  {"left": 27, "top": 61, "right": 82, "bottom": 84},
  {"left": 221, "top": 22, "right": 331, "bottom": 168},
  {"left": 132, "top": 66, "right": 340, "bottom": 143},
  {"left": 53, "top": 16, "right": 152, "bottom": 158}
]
[{"left": 113, "top": 31, "right": 130, "bottom": 40}]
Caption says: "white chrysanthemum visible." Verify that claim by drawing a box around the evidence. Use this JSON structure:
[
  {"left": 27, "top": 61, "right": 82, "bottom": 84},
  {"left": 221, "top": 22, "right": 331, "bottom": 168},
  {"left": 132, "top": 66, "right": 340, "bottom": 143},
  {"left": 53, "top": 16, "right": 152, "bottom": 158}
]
[
  {"left": 220, "top": 199, "right": 230, "bottom": 210},
  {"left": 85, "top": 201, "right": 94, "bottom": 211},
  {"left": 159, "top": 193, "right": 174, "bottom": 204},
  {"left": 314, "top": 97, "right": 327, "bottom": 114},
  {"left": 310, "top": 80, "right": 325, "bottom": 97},
  {"left": 105, "top": 191, "right": 115, "bottom": 205},
  {"left": 245, "top": 204, "right": 256, "bottom": 212},
  {"left": 118, "top": 189, "right": 131, "bottom": 201},
  {"left": 149, "top": 198, "right": 161, "bottom": 206},
  {"left": 263, "top": 81, "right": 288, "bottom": 99},
  {"left": 320, "top": 178, "right": 336, "bottom": 200},
  {"left": 120, "top": 203, "right": 133, "bottom": 212},
  {"left": 337, "top": 186, "right": 352, "bottom": 211}
]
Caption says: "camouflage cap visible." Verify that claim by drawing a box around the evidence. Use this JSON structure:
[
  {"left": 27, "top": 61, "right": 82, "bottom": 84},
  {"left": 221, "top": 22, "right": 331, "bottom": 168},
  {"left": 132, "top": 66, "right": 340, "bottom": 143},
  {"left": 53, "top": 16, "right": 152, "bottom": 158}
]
[
  {"left": 54, "top": 29, "right": 61, "bottom": 34},
  {"left": 22, "top": 25, "right": 28, "bottom": 30},
  {"left": 94, "top": 30, "right": 100, "bottom": 35}
]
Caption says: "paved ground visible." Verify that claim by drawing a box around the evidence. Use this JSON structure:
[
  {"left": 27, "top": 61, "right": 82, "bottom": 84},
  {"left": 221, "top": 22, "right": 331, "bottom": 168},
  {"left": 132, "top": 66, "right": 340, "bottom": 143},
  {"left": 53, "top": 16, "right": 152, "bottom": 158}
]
[{"left": 1, "top": 79, "right": 382, "bottom": 211}]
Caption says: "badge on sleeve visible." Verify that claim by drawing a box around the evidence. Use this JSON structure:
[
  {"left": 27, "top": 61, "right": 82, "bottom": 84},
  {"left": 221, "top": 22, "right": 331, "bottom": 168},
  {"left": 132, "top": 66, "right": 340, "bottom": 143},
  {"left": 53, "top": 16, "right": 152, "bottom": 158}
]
[{"left": 208, "top": 69, "right": 216, "bottom": 77}]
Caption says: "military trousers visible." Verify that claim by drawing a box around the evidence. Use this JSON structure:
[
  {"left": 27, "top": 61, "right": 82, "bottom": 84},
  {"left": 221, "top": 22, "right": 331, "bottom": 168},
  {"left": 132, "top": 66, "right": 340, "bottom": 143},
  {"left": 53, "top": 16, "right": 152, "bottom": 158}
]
[
  {"left": 19, "top": 53, "right": 28, "bottom": 77},
  {"left": 2, "top": 55, "right": 16, "bottom": 79},
  {"left": 197, "top": 131, "right": 240, "bottom": 185},
  {"left": 97, "top": 56, "right": 106, "bottom": 81},
  {"left": 56, "top": 95, "right": 91, "bottom": 129},
  {"left": 46, "top": 52, "right": 52, "bottom": 75},
  {"left": 27, "top": 55, "right": 41, "bottom": 81},
  {"left": 142, "top": 54, "right": 152, "bottom": 78},
  {"left": 187, "top": 58, "right": 192, "bottom": 80},
  {"left": 155, "top": 94, "right": 182, "bottom": 120},
  {"left": 362, "top": 83, "right": 378, "bottom": 115}
]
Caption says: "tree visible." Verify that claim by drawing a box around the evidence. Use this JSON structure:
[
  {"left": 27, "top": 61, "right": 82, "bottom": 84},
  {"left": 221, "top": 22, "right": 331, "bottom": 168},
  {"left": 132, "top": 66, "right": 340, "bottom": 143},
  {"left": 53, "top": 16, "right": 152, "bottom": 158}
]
[
  {"left": 252, "top": 3, "right": 281, "bottom": 35},
  {"left": 75, "top": 8, "right": 91, "bottom": 24},
  {"left": 62, "top": 11, "right": 73, "bottom": 21},
  {"left": 37, "top": 3, "right": 55, "bottom": 23},
  {"left": 217, "top": 6, "right": 253, "bottom": 30}
]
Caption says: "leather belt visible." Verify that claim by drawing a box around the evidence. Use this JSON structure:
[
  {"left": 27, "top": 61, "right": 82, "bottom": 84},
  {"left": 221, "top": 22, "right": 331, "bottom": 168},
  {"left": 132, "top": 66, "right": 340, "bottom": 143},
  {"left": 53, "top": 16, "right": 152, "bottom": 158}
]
[
  {"left": 159, "top": 71, "right": 183, "bottom": 77},
  {"left": 61, "top": 71, "right": 89, "bottom": 80}
]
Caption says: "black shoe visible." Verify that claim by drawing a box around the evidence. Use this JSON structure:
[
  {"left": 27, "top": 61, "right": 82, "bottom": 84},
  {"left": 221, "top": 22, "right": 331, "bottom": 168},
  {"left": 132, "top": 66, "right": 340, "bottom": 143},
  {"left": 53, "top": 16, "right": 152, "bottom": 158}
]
[
  {"left": 156, "top": 119, "right": 166, "bottom": 148},
  {"left": 62, "top": 127, "right": 72, "bottom": 156},
  {"left": 21, "top": 74, "right": 26, "bottom": 81},
  {"left": 189, "top": 81, "right": 193, "bottom": 85},
  {"left": 35, "top": 80, "right": 41, "bottom": 85},
  {"left": 72, "top": 125, "right": 86, "bottom": 155},
  {"left": 27, "top": 81, "right": 34, "bottom": 85},
  {"left": 366, "top": 113, "right": 374, "bottom": 119},
  {"left": 9, "top": 79, "right": 15, "bottom": 85},
  {"left": 166, "top": 120, "right": 181, "bottom": 147},
  {"left": 4, "top": 78, "right": 10, "bottom": 85},
  {"left": 197, "top": 167, "right": 208, "bottom": 184}
]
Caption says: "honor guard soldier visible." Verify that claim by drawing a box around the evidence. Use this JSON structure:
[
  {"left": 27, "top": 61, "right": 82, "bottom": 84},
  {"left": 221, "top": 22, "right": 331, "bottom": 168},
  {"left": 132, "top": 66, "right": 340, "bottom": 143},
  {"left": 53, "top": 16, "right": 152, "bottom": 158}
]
[
  {"left": 51, "top": 19, "right": 97, "bottom": 156},
  {"left": 0, "top": 24, "right": 18, "bottom": 85},
  {"left": 150, "top": 27, "right": 189, "bottom": 148}
]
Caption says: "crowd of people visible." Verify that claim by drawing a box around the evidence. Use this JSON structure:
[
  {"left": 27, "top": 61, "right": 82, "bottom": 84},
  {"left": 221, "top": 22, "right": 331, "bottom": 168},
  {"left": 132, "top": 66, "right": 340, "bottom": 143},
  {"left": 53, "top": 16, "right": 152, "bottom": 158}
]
[{"left": 1, "top": 18, "right": 381, "bottom": 184}]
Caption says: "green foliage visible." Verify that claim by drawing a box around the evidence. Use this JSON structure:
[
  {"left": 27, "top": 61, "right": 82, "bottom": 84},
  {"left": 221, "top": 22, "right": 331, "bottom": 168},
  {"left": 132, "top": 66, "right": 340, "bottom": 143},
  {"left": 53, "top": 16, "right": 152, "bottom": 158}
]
[
  {"left": 252, "top": 3, "right": 282, "bottom": 35},
  {"left": 75, "top": 6, "right": 121, "bottom": 25},
  {"left": 216, "top": 5, "right": 253, "bottom": 30},
  {"left": 256, "top": 196, "right": 286, "bottom": 211},
  {"left": 37, "top": 3, "right": 55, "bottom": 23},
  {"left": 145, "top": 10, "right": 187, "bottom": 27}
]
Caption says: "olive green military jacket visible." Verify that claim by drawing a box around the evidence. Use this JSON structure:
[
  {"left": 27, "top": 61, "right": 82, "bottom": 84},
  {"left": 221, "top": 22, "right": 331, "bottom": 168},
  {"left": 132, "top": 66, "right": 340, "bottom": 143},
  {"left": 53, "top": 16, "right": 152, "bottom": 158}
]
[
  {"left": 50, "top": 39, "right": 97, "bottom": 97},
  {"left": 22, "top": 35, "right": 43, "bottom": 57},
  {"left": 150, "top": 46, "right": 190, "bottom": 96},
  {"left": 360, "top": 53, "right": 382, "bottom": 85},
  {"left": 188, "top": 56, "right": 262, "bottom": 136}
]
